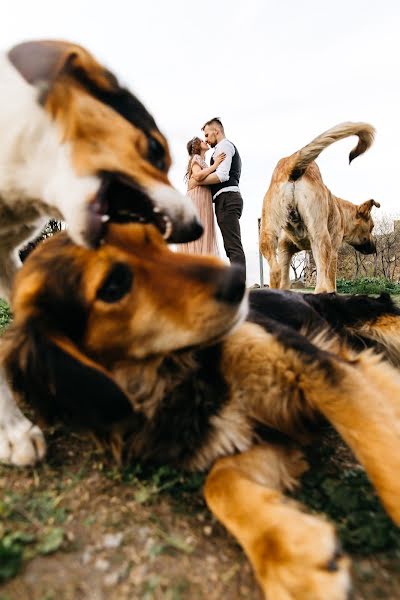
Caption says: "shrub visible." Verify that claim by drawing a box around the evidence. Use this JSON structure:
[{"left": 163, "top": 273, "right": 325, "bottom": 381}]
[{"left": 336, "top": 277, "right": 400, "bottom": 295}]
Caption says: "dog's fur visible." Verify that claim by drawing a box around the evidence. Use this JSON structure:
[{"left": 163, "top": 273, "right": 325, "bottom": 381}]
[
  {"left": 0, "top": 39, "right": 203, "bottom": 465},
  {"left": 259, "top": 122, "right": 380, "bottom": 293},
  {"left": 3, "top": 223, "right": 400, "bottom": 600}
]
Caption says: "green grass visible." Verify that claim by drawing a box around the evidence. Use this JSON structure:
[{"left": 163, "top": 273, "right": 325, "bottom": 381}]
[
  {"left": 336, "top": 277, "right": 400, "bottom": 295},
  {"left": 0, "top": 299, "right": 11, "bottom": 332}
]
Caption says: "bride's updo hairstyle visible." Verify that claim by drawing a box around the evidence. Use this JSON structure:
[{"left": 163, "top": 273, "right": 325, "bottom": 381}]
[
  {"left": 187, "top": 136, "right": 202, "bottom": 157},
  {"left": 184, "top": 137, "right": 202, "bottom": 181}
]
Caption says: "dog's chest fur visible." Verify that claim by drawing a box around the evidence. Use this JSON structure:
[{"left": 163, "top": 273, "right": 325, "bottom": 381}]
[{"left": 112, "top": 344, "right": 255, "bottom": 470}]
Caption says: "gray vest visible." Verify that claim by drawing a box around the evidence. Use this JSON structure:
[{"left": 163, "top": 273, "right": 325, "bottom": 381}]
[{"left": 210, "top": 142, "right": 241, "bottom": 198}]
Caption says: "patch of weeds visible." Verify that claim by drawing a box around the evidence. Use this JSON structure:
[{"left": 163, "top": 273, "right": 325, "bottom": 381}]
[
  {"left": 40, "top": 593, "right": 57, "bottom": 600},
  {"left": 0, "top": 299, "right": 11, "bottom": 332},
  {"left": 164, "top": 578, "right": 191, "bottom": 600},
  {"left": 0, "top": 490, "right": 68, "bottom": 582},
  {"left": 294, "top": 437, "right": 400, "bottom": 554},
  {"left": 83, "top": 515, "right": 97, "bottom": 527},
  {"left": 108, "top": 463, "right": 205, "bottom": 508},
  {"left": 141, "top": 574, "right": 161, "bottom": 600},
  {"left": 36, "top": 527, "right": 64, "bottom": 555},
  {"left": 147, "top": 526, "right": 195, "bottom": 559},
  {"left": 337, "top": 277, "right": 400, "bottom": 295},
  {"left": 25, "top": 492, "right": 67, "bottom": 525},
  {"left": 0, "top": 531, "right": 34, "bottom": 582}
]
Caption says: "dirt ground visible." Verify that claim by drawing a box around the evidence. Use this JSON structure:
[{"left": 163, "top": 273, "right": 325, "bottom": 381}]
[{"left": 1, "top": 422, "right": 400, "bottom": 600}]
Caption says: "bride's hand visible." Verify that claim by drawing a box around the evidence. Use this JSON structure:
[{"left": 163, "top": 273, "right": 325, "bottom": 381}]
[{"left": 214, "top": 152, "right": 226, "bottom": 166}]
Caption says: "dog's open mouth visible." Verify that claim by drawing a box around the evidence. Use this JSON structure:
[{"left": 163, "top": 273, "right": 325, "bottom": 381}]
[{"left": 87, "top": 173, "right": 174, "bottom": 247}]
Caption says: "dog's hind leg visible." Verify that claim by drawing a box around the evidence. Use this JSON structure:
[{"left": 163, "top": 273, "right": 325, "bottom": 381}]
[
  {"left": 205, "top": 445, "right": 350, "bottom": 600},
  {"left": 277, "top": 236, "right": 298, "bottom": 289},
  {"left": 310, "top": 232, "right": 334, "bottom": 293},
  {"left": 259, "top": 231, "right": 281, "bottom": 288}
]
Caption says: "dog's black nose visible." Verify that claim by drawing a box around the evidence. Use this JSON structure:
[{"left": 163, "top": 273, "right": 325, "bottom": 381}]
[
  {"left": 169, "top": 218, "right": 204, "bottom": 243},
  {"left": 214, "top": 264, "right": 246, "bottom": 304}
]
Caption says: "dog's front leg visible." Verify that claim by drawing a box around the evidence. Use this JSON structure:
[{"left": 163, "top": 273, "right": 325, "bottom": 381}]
[
  {"left": 0, "top": 369, "right": 45, "bottom": 465},
  {"left": 204, "top": 446, "right": 350, "bottom": 600}
]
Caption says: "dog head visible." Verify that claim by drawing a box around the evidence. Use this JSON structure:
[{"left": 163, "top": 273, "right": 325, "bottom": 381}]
[
  {"left": 346, "top": 199, "right": 380, "bottom": 254},
  {"left": 6, "top": 40, "right": 202, "bottom": 245},
  {"left": 1, "top": 224, "right": 247, "bottom": 429}
]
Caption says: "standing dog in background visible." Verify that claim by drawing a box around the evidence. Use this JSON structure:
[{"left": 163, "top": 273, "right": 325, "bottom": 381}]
[
  {"left": 0, "top": 39, "right": 202, "bottom": 465},
  {"left": 259, "top": 122, "right": 380, "bottom": 293}
]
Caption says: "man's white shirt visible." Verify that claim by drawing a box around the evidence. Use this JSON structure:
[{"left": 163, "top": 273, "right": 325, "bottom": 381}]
[{"left": 211, "top": 138, "right": 240, "bottom": 200}]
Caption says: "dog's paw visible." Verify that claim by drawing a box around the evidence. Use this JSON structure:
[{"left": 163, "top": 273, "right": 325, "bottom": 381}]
[
  {"left": 0, "top": 416, "right": 46, "bottom": 466},
  {"left": 253, "top": 512, "right": 351, "bottom": 600}
]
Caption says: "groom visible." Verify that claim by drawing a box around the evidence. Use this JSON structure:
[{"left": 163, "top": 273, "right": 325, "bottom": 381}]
[{"left": 200, "top": 117, "right": 246, "bottom": 275}]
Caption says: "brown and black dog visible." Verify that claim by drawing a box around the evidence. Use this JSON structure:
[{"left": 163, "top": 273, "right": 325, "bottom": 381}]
[
  {"left": 3, "top": 224, "right": 400, "bottom": 600},
  {"left": 259, "top": 122, "right": 380, "bottom": 293}
]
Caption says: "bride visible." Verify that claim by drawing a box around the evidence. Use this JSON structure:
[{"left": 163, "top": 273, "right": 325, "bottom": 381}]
[{"left": 179, "top": 136, "right": 225, "bottom": 256}]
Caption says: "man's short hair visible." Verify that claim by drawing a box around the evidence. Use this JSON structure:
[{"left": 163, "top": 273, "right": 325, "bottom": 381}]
[{"left": 202, "top": 117, "right": 224, "bottom": 133}]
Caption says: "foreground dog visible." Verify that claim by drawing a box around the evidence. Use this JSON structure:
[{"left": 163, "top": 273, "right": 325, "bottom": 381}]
[
  {"left": 259, "top": 122, "right": 380, "bottom": 293},
  {"left": 0, "top": 39, "right": 202, "bottom": 465},
  {"left": 3, "top": 224, "right": 400, "bottom": 599}
]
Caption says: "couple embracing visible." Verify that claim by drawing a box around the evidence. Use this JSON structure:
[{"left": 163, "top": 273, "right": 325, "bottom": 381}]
[{"left": 180, "top": 118, "right": 246, "bottom": 277}]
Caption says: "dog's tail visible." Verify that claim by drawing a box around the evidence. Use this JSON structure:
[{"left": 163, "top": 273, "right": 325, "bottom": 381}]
[{"left": 289, "top": 122, "right": 375, "bottom": 181}]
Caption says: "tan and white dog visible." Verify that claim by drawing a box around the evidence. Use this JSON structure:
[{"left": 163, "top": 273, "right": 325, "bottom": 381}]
[
  {"left": 0, "top": 39, "right": 202, "bottom": 466},
  {"left": 259, "top": 122, "right": 380, "bottom": 293}
]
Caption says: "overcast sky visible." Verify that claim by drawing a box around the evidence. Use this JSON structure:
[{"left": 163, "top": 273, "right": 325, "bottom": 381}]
[{"left": 2, "top": 0, "right": 400, "bottom": 283}]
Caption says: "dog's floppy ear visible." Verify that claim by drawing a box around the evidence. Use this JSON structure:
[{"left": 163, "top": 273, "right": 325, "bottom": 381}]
[
  {"left": 357, "top": 199, "right": 381, "bottom": 218},
  {"left": 1, "top": 320, "right": 134, "bottom": 431},
  {"left": 8, "top": 40, "right": 116, "bottom": 92}
]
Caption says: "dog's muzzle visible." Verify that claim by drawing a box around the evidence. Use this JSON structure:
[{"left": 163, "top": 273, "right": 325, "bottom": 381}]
[
  {"left": 168, "top": 218, "right": 203, "bottom": 243},
  {"left": 352, "top": 241, "right": 377, "bottom": 255},
  {"left": 214, "top": 264, "right": 247, "bottom": 305}
]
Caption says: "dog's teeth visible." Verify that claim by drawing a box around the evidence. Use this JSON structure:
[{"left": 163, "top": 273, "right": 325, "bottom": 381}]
[
  {"left": 162, "top": 216, "right": 173, "bottom": 240},
  {"left": 101, "top": 215, "right": 110, "bottom": 223}
]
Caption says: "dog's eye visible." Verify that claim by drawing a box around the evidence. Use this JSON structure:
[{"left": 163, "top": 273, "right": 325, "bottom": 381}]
[
  {"left": 97, "top": 263, "right": 133, "bottom": 303},
  {"left": 147, "top": 135, "right": 166, "bottom": 171}
]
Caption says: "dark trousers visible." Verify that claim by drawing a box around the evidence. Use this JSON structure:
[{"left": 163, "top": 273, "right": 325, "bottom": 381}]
[{"left": 214, "top": 191, "right": 246, "bottom": 276}]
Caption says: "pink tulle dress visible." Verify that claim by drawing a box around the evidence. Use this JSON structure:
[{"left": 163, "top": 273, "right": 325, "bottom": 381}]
[{"left": 179, "top": 155, "right": 219, "bottom": 256}]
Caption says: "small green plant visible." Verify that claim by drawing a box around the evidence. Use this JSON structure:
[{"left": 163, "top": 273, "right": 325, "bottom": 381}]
[
  {"left": 294, "top": 436, "right": 400, "bottom": 554},
  {"left": 0, "top": 299, "right": 11, "bottom": 331},
  {"left": 336, "top": 277, "right": 400, "bottom": 295},
  {"left": 0, "top": 490, "right": 67, "bottom": 582},
  {"left": 107, "top": 463, "right": 205, "bottom": 506}
]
